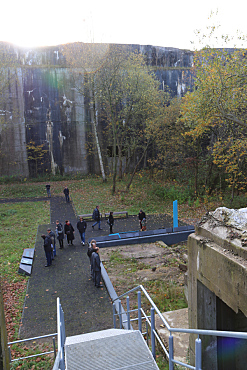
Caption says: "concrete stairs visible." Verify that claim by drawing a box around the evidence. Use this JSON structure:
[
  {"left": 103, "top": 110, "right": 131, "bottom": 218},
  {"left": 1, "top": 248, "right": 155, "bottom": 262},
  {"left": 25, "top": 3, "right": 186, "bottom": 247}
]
[{"left": 65, "top": 328, "right": 159, "bottom": 369}]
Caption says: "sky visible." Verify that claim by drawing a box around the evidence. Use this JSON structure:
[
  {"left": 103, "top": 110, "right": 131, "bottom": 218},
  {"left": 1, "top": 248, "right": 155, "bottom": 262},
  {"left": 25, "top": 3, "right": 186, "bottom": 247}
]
[{"left": 1, "top": 0, "right": 246, "bottom": 50}]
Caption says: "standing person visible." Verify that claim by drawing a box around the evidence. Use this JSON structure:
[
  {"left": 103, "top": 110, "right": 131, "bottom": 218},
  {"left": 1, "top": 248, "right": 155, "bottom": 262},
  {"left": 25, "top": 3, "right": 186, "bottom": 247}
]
[
  {"left": 87, "top": 239, "right": 97, "bottom": 279},
  {"left": 63, "top": 186, "right": 70, "bottom": 203},
  {"left": 138, "top": 209, "right": 146, "bottom": 230},
  {"left": 64, "top": 220, "right": 75, "bottom": 245},
  {"left": 92, "top": 247, "right": 103, "bottom": 288},
  {"left": 41, "top": 234, "right": 52, "bottom": 267},
  {"left": 47, "top": 228, "right": 56, "bottom": 257},
  {"left": 77, "top": 216, "right": 87, "bottom": 245},
  {"left": 108, "top": 211, "right": 114, "bottom": 234},
  {"left": 56, "top": 220, "right": 64, "bottom": 249},
  {"left": 92, "top": 205, "right": 102, "bottom": 230},
  {"left": 46, "top": 184, "right": 51, "bottom": 198}
]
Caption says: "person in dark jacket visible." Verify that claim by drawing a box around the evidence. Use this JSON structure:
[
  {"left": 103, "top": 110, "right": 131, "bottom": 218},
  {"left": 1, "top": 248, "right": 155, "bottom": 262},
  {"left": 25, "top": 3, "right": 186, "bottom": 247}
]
[
  {"left": 77, "top": 216, "right": 87, "bottom": 245},
  {"left": 108, "top": 211, "right": 114, "bottom": 234},
  {"left": 63, "top": 186, "right": 70, "bottom": 203},
  {"left": 92, "top": 205, "right": 102, "bottom": 230},
  {"left": 41, "top": 234, "right": 52, "bottom": 267},
  {"left": 64, "top": 220, "right": 75, "bottom": 245},
  {"left": 47, "top": 228, "right": 56, "bottom": 257},
  {"left": 92, "top": 247, "right": 103, "bottom": 287},
  {"left": 46, "top": 184, "right": 51, "bottom": 198},
  {"left": 138, "top": 209, "right": 146, "bottom": 230},
  {"left": 87, "top": 239, "right": 97, "bottom": 279},
  {"left": 56, "top": 220, "right": 64, "bottom": 249}
]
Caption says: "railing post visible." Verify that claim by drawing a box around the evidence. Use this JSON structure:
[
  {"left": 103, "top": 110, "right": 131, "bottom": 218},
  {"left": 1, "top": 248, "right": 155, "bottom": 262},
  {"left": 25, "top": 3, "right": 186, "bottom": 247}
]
[
  {"left": 126, "top": 296, "right": 130, "bottom": 330},
  {"left": 119, "top": 300, "right": 122, "bottom": 328},
  {"left": 169, "top": 333, "right": 174, "bottom": 370},
  {"left": 138, "top": 291, "right": 142, "bottom": 333},
  {"left": 146, "top": 320, "right": 149, "bottom": 346},
  {"left": 151, "top": 307, "right": 156, "bottom": 360},
  {"left": 113, "top": 303, "right": 116, "bottom": 328},
  {"left": 195, "top": 336, "right": 202, "bottom": 370},
  {"left": 53, "top": 336, "right": 56, "bottom": 359}
]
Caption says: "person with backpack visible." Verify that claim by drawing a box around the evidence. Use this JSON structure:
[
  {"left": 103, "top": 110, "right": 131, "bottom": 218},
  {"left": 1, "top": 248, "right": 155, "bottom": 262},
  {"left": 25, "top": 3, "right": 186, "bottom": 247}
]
[
  {"left": 56, "top": 220, "right": 64, "bottom": 249},
  {"left": 92, "top": 205, "right": 102, "bottom": 230},
  {"left": 47, "top": 228, "right": 56, "bottom": 258},
  {"left": 87, "top": 239, "right": 97, "bottom": 279},
  {"left": 41, "top": 234, "right": 52, "bottom": 267}
]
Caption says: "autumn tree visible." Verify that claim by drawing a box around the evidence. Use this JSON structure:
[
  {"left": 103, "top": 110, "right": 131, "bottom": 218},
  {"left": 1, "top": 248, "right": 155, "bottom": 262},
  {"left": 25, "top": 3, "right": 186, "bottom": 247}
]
[
  {"left": 26, "top": 140, "right": 48, "bottom": 177},
  {"left": 179, "top": 42, "right": 247, "bottom": 198},
  {"left": 97, "top": 46, "right": 169, "bottom": 193}
]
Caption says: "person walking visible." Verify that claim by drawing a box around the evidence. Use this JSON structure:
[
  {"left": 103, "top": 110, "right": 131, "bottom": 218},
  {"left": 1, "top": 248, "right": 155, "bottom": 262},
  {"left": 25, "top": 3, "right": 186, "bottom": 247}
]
[
  {"left": 64, "top": 220, "right": 75, "bottom": 245},
  {"left": 77, "top": 216, "right": 87, "bottom": 245},
  {"left": 46, "top": 184, "right": 51, "bottom": 198},
  {"left": 92, "top": 205, "right": 102, "bottom": 230},
  {"left": 47, "top": 228, "right": 56, "bottom": 257},
  {"left": 92, "top": 247, "right": 103, "bottom": 288},
  {"left": 56, "top": 220, "right": 64, "bottom": 249},
  {"left": 63, "top": 186, "right": 70, "bottom": 203},
  {"left": 41, "top": 234, "right": 52, "bottom": 267},
  {"left": 108, "top": 211, "right": 114, "bottom": 234}
]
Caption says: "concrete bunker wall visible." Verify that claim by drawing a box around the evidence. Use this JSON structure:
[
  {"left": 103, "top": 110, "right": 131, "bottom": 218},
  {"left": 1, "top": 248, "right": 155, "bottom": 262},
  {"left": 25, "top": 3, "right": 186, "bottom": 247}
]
[{"left": 188, "top": 208, "right": 247, "bottom": 369}]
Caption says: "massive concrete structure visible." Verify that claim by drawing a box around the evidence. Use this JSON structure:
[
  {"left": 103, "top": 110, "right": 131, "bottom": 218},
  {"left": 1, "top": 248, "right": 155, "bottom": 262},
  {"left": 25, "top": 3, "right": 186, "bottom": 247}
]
[
  {"left": 188, "top": 207, "right": 247, "bottom": 369},
  {"left": 0, "top": 43, "right": 194, "bottom": 178}
]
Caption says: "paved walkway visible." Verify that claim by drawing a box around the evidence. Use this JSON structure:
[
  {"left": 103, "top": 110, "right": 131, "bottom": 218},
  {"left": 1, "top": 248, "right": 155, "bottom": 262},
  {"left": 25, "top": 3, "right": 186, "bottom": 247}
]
[
  {"left": 19, "top": 196, "right": 182, "bottom": 339},
  {"left": 20, "top": 196, "right": 113, "bottom": 339}
]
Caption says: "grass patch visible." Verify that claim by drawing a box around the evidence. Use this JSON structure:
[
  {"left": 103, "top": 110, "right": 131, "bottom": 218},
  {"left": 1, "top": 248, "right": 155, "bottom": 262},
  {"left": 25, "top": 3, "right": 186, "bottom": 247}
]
[{"left": 0, "top": 201, "right": 50, "bottom": 282}]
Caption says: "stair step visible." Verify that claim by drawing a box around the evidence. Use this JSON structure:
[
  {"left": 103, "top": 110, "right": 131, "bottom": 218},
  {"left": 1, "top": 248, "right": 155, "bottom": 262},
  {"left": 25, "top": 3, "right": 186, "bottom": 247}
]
[{"left": 65, "top": 328, "right": 159, "bottom": 369}]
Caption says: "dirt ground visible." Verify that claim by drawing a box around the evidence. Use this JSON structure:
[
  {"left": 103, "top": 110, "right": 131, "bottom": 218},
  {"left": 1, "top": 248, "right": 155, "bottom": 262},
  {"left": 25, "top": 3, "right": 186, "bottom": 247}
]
[{"left": 100, "top": 241, "right": 188, "bottom": 305}]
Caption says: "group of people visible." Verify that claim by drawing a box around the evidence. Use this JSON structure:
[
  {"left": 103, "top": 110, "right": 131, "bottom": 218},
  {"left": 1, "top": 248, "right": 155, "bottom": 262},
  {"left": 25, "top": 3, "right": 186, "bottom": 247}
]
[
  {"left": 92, "top": 205, "right": 114, "bottom": 234},
  {"left": 45, "top": 184, "right": 70, "bottom": 203},
  {"left": 41, "top": 218, "right": 87, "bottom": 266}
]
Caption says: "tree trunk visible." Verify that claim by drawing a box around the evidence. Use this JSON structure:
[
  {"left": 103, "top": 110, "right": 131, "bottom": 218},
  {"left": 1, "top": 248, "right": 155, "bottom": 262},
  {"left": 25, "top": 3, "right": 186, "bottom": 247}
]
[
  {"left": 112, "top": 123, "right": 117, "bottom": 194},
  {"left": 90, "top": 78, "right": 106, "bottom": 182},
  {"left": 126, "top": 140, "right": 150, "bottom": 191}
]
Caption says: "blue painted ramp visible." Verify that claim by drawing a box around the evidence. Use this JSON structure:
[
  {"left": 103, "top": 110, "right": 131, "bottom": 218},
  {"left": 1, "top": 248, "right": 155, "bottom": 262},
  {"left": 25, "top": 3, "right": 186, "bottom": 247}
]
[{"left": 88, "top": 226, "right": 195, "bottom": 248}]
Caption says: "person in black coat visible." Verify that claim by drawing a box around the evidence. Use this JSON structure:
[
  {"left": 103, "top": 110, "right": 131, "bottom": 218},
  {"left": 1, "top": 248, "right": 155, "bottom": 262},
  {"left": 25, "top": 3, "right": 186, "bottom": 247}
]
[
  {"left": 56, "top": 220, "right": 64, "bottom": 249},
  {"left": 138, "top": 209, "right": 146, "bottom": 230},
  {"left": 64, "top": 220, "right": 75, "bottom": 245},
  {"left": 46, "top": 184, "right": 51, "bottom": 198},
  {"left": 108, "top": 212, "right": 114, "bottom": 234},
  {"left": 63, "top": 186, "right": 70, "bottom": 203},
  {"left": 77, "top": 216, "right": 87, "bottom": 245},
  {"left": 87, "top": 239, "right": 97, "bottom": 279},
  {"left": 41, "top": 234, "right": 52, "bottom": 267},
  {"left": 92, "top": 205, "right": 102, "bottom": 230},
  {"left": 92, "top": 247, "right": 103, "bottom": 288},
  {"left": 47, "top": 228, "right": 56, "bottom": 257}
]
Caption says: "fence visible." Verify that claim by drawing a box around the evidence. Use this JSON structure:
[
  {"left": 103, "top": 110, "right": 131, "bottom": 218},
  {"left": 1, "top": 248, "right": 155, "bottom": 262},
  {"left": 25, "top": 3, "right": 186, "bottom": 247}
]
[{"left": 112, "top": 284, "right": 247, "bottom": 370}]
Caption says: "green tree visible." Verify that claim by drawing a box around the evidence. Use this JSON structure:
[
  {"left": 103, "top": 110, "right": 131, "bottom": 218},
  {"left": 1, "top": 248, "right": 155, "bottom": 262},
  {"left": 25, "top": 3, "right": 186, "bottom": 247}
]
[
  {"left": 179, "top": 42, "right": 247, "bottom": 198},
  {"left": 97, "top": 46, "right": 169, "bottom": 193},
  {"left": 26, "top": 140, "right": 48, "bottom": 177}
]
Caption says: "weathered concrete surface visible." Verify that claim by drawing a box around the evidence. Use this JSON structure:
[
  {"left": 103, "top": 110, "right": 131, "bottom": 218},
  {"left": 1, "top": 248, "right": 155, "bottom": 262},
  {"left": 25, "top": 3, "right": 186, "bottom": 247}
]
[
  {"left": 188, "top": 207, "right": 247, "bottom": 369},
  {"left": 156, "top": 308, "right": 189, "bottom": 364},
  {"left": 0, "top": 43, "right": 194, "bottom": 177}
]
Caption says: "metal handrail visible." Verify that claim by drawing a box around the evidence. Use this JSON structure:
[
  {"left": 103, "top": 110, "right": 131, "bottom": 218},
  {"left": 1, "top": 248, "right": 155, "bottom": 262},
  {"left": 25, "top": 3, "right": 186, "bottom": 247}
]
[
  {"left": 113, "top": 284, "right": 247, "bottom": 370},
  {"left": 8, "top": 333, "right": 57, "bottom": 363}
]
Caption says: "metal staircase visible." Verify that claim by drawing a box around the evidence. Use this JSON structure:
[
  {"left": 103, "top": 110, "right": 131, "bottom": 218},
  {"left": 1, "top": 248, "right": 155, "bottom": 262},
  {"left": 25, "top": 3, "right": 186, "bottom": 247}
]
[{"left": 65, "top": 329, "right": 159, "bottom": 370}]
